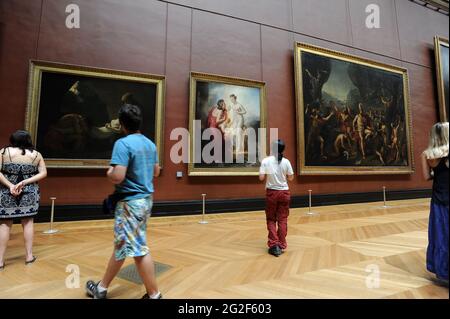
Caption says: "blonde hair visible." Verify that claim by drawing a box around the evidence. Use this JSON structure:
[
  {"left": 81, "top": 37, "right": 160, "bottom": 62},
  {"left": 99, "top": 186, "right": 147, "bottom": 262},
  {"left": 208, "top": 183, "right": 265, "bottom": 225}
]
[{"left": 423, "top": 122, "right": 449, "bottom": 160}]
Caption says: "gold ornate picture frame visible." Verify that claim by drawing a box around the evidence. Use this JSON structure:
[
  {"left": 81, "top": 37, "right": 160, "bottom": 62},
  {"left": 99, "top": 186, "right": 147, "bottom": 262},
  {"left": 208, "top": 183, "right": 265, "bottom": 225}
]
[
  {"left": 434, "top": 36, "right": 449, "bottom": 122},
  {"left": 26, "top": 60, "right": 165, "bottom": 169},
  {"left": 294, "top": 42, "right": 414, "bottom": 175},
  {"left": 188, "top": 72, "right": 267, "bottom": 176}
]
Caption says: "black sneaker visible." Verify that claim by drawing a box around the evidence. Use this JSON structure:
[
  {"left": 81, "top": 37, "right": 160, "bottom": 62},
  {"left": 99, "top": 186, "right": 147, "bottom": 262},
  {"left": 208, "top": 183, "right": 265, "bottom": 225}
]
[
  {"left": 434, "top": 276, "right": 449, "bottom": 288},
  {"left": 268, "top": 246, "right": 282, "bottom": 257},
  {"left": 275, "top": 246, "right": 283, "bottom": 256},
  {"left": 86, "top": 280, "right": 107, "bottom": 299},
  {"left": 142, "top": 292, "right": 163, "bottom": 299}
]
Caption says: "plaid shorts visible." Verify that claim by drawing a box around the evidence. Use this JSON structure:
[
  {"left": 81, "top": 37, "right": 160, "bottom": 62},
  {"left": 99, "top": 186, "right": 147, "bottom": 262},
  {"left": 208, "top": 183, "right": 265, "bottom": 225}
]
[{"left": 114, "top": 196, "right": 153, "bottom": 261}]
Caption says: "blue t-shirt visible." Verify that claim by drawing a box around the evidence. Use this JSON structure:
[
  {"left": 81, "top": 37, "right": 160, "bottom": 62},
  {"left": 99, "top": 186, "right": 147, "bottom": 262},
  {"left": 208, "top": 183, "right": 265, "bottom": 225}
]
[{"left": 110, "top": 134, "right": 158, "bottom": 200}]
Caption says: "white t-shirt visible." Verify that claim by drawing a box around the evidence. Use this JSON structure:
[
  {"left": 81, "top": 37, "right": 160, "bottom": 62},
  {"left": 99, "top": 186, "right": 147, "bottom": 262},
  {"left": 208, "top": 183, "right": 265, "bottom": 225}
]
[{"left": 259, "top": 156, "right": 294, "bottom": 191}]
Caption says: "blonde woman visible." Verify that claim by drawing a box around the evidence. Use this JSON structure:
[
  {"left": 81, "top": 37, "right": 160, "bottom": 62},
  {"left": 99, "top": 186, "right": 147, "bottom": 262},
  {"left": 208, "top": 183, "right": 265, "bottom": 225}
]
[{"left": 421, "top": 122, "right": 449, "bottom": 285}]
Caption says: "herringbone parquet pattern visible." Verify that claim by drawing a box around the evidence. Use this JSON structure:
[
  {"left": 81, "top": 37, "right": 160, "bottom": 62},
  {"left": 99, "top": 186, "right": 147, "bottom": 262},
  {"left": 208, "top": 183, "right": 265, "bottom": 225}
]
[{"left": 0, "top": 198, "right": 448, "bottom": 299}]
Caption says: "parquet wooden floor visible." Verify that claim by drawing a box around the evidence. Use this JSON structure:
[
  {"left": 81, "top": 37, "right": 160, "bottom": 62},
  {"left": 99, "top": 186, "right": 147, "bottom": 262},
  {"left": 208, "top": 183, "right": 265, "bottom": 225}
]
[{"left": 0, "top": 198, "right": 448, "bottom": 299}]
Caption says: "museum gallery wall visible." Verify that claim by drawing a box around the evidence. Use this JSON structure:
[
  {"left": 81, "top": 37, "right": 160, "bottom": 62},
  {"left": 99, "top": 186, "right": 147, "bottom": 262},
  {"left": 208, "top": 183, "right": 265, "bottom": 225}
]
[{"left": 0, "top": 0, "right": 448, "bottom": 207}]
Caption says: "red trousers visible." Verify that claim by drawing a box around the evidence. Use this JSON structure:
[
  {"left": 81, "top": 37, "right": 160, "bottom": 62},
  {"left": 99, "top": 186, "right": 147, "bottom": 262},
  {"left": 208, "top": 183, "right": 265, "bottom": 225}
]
[{"left": 265, "top": 189, "right": 291, "bottom": 249}]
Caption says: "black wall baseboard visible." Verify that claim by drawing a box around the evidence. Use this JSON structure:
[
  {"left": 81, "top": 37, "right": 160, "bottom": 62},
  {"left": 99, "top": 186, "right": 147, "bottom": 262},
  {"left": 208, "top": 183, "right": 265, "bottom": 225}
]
[{"left": 32, "top": 188, "right": 432, "bottom": 223}]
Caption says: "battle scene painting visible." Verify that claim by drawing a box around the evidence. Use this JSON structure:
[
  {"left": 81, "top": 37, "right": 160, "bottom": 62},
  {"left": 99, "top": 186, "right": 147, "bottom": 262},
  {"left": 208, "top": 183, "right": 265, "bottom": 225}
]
[{"left": 295, "top": 43, "right": 413, "bottom": 175}]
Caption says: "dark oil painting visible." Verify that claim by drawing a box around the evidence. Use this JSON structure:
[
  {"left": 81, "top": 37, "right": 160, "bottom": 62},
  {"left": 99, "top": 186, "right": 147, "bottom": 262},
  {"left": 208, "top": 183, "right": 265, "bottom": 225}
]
[
  {"left": 36, "top": 72, "right": 157, "bottom": 161},
  {"left": 436, "top": 37, "right": 449, "bottom": 122}
]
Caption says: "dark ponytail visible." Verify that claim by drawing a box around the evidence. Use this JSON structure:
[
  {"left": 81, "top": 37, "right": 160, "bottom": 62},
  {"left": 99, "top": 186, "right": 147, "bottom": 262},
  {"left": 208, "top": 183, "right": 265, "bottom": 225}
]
[
  {"left": 8, "top": 130, "right": 35, "bottom": 155},
  {"left": 273, "top": 139, "right": 286, "bottom": 163}
]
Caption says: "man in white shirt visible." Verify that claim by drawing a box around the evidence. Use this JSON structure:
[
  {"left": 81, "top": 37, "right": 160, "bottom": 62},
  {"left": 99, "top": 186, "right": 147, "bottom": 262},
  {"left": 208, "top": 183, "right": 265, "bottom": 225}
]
[{"left": 259, "top": 140, "right": 294, "bottom": 257}]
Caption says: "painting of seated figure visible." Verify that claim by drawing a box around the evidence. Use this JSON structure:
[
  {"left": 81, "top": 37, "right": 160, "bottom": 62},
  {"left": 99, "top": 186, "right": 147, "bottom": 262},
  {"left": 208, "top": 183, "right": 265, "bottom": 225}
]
[
  {"left": 26, "top": 61, "right": 165, "bottom": 168},
  {"left": 188, "top": 72, "right": 267, "bottom": 176}
]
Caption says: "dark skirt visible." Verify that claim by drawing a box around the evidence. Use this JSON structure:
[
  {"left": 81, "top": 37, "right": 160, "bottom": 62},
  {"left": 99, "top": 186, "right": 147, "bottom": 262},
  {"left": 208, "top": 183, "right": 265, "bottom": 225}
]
[
  {"left": 427, "top": 202, "right": 449, "bottom": 281},
  {"left": 0, "top": 163, "right": 40, "bottom": 220},
  {"left": 0, "top": 184, "right": 40, "bottom": 219}
]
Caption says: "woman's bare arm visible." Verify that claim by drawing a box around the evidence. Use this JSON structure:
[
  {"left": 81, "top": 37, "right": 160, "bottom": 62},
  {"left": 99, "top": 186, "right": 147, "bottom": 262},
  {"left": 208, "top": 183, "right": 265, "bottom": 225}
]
[
  {"left": 0, "top": 149, "right": 14, "bottom": 189},
  {"left": 154, "top": 163, "right": 161, "bottom": 178},
  {"left": 421, "top": 153, "right": 432, "bottom": 181},
  {"left": 21, "top": 154, "right": 47, "bottom": 185},
  {"left": 0, "top": 171, "right": 14, "bottom": 189},
  {"left": 259, "top": 173, "right": 266, "bottom": 182}
]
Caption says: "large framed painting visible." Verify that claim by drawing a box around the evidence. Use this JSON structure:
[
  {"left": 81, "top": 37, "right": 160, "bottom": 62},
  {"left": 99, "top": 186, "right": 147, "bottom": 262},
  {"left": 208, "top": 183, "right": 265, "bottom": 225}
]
[
  {"left": 188, "top": 72, "right": 267, "bottom": 176},
  {"left": 25, "top": 61, "right": 165, "bottom": 168},
  {"left": 434, "top": 36, "right": 449, "bottom": 122},
  {"left": 294, "top": 42, "right": 414, "bottom": 175}
]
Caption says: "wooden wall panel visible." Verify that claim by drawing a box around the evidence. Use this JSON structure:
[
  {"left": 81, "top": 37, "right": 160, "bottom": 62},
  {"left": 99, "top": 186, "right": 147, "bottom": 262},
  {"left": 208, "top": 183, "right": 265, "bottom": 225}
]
[
  {"left": 406, "top": 61, "right": 440, "bottom": 176},
  {"left": 292, "top": 0, "right": 353, "bottom": 46},
  {"left": 158, "top": 4, "right": 192, "bottom": 199},
  {"left": 166, "top": 0, "right": 292, "bottom": 30},
  {"left": 261, "top": 26, "right": 297, "bottom": 185},
  {"left": 396, "top": 0, "right": 449, "bottom": 67},
  {"left": 348, "top": 0, "right": 402, "bottom": 59},
  {"left": 191, "top": 10, "right": 262, "bottom": 80},
  {"left": 0, "top": 0, "right": 41, "bottom": 146},
  {"left": 36, "top": 0, "right": 167, "bottom": 74}
]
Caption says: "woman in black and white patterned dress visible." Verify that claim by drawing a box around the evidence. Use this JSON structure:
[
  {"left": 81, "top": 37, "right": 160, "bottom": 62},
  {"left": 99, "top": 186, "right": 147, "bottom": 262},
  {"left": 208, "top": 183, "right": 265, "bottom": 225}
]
[{"left": 0, "top": 130, "right": 47, "bottom": 270}]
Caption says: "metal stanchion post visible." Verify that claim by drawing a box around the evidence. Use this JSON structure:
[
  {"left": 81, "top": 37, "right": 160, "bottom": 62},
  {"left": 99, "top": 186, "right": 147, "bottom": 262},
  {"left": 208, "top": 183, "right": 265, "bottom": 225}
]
[
  {"left": 306, "top": 190, "right": 317, "bottom": 215},
  {"left": 43, "top": 197, "right": 59, "bottom": 234},
  {"left": 382, "top": 186, "right": 388, "bottom": 208},
  {"left": 199, "top": 194, "right": 208, "bottom": 224}
]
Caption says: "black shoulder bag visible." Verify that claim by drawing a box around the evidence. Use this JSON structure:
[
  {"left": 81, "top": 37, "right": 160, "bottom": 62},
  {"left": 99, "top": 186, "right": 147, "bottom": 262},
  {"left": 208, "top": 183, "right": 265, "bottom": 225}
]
[{"left": 102, "top": 192, "right": 139, "bottom": 215}]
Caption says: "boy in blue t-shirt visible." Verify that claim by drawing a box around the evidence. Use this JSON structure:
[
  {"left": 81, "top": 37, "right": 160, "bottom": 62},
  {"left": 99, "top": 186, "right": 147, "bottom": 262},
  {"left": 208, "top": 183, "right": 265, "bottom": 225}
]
[{"left": 86, "top": 104, "right": 162, "bottom": 299}]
